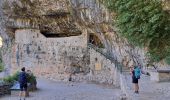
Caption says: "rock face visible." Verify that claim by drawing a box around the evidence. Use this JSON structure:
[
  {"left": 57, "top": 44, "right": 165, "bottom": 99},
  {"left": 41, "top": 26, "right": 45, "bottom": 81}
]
[
  {"left": 3, "top": 0, "right": 81, "bottom": 37},
  {"left": 0, "top": 0, "right": 169, "bottom": 83},
  {"left": 0, "top": 0, "right": 13, "bottom": 77}
]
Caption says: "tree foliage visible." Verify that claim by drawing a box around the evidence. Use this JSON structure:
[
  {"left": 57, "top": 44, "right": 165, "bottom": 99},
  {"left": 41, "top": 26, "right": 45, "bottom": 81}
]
[{"left": 103, "top": 0, "right": 170, "bottom": 63}]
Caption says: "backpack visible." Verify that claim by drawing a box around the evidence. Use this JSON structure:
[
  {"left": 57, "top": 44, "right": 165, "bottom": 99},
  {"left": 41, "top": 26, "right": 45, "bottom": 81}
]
[{"left": 134, "top": 67, "right": 141, "bottom": 79}]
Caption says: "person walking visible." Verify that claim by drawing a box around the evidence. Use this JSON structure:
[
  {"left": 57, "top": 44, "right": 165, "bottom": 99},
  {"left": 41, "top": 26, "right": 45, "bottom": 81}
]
[{"left": 18, "top": 67, "right": 28, "bottom": 100}]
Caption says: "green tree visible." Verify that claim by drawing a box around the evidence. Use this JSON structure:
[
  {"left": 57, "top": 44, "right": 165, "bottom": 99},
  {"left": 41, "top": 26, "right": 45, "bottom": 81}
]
[{"left": 104, "top": 0, "right": 170, "bottom": 63}]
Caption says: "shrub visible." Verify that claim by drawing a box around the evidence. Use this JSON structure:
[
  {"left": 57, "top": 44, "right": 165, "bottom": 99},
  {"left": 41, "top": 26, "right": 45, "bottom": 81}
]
[
  {"left": 27, "top": 73, "right": 36, "bottom": 84},
  {"left": 103, "top": 0, "right": 170, "bottom": 63},
  {"left": 3, "top": 76, "right": 15, "bottom": 84},
  {"left": 3, "top": 71, "right": 36, "bottom": 84},
  {"left": 3, "top": 71, "right": 19, "bottom": 84},
  {"left": 165, "top": 56, "right": 170, "bottom": 65},
  {"left": 0, "top": 55, "right": 4, "bottom": 72},
  {"left": 0, "top": 63, "right": 4, "bottom": 72}
]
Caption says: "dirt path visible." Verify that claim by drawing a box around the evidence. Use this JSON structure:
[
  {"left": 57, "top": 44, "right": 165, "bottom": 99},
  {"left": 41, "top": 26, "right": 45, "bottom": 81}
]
[
  {"left": 1, "top": 78, "right": 121, "bottom": 100},
  {"left": 125, "top": 73, "right": 170, "bottom": 100}
]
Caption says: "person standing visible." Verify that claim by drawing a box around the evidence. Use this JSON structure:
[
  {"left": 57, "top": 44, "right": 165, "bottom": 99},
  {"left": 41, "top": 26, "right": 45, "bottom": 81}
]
[
  {"left": 18, "top": 67, "right": 28, "bottom": 100},
  {"left": 130, "top": 65, "right": 141, "bottom": 94}
]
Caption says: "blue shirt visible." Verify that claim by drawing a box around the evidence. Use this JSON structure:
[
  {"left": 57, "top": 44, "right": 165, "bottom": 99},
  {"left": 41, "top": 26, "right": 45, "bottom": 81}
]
[{"left": 19, "top": 72, "right": 27, "bottom": 84}]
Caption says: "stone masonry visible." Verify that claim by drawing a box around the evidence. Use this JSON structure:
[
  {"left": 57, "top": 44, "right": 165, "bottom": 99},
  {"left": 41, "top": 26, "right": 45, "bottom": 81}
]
[
  {"left": 11, "top": 29, "right": 89, "bottom": 81},
  {"left": 10, "top": 28, "right": 120, "bottom": 85},
  {"left": 88, "top": 48, "right": 119, "bottom": 85}
]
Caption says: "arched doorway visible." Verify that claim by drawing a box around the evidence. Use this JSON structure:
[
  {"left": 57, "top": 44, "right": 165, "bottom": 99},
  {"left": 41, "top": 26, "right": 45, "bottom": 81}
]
[{"left": 89, "top": 33, "right": 104, "bottom": 48}]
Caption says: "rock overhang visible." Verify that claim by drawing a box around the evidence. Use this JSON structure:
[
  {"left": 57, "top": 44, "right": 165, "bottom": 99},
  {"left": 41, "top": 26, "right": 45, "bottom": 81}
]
[{"left": 3, "top": 0, "right": 82, "bottom": 37}]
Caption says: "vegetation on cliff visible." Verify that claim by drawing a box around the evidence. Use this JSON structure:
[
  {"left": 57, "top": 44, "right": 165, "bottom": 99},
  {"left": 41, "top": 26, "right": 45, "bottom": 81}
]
[
  {"left": 0, "top": 62, "right": 4, "bottom": 72},
  {"left": 0, "top": 48, "right": 4, "bottom": 72},
  {"left": 103, "top": 0, "right": 170, "bottom": 63}
]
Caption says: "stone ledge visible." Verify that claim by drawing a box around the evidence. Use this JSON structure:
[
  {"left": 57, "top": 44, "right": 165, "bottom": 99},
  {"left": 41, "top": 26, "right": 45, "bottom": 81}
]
[
  {"left": 157, "top": 69, "right": 170, "bottom": 73},
  {"left": 150, "top": 69, "right": 170, "bottom": 82},
  {"left": 0, "top": 84, "right": 11, "bottom": 96}
]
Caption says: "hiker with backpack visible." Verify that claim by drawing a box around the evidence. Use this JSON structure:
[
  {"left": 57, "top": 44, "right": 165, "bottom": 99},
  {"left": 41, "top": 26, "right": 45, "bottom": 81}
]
[{"left": 130, "top": 65, "right": 141, "bottom": 94}]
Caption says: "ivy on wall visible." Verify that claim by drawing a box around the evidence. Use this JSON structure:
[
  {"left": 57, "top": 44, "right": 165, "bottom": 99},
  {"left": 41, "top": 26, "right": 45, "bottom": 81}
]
[
  {"left": 103, "top": 0, "right": 170, "bottom": 63},
  {"left": 0, "top": 49, "right": 4, "bottom": 72}
]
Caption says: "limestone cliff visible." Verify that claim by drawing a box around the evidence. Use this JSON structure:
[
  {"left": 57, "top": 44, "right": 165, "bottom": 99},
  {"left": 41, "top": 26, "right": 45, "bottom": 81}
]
[{"left": 0, "top": 0, "right": 170, "bottom": 78}]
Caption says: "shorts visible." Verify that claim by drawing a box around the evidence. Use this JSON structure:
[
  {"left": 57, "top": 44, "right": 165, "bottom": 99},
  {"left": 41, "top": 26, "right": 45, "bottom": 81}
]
[
  {"left": 20, "top": 83, "right": 27, "bottom": 91},
  {"left": 132, "top": 77, "right": 138, "bottom": 84}
]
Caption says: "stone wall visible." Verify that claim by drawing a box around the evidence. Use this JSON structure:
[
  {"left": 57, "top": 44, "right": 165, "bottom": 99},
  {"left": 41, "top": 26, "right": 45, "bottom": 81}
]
[
  {"left": 63, "top": 47, "right": 120, "bottom": 85},
  {"left": 88, "top": 48, "right": 119, "bottom": 85},
  {"left": 11, "top": 29, "right": 89, "bottom": 81},
  {"left": 150, "top": 70, "right": 170, "bottom": 82},
  {"left": 0, "top": 84, "right": 11, "bottom": 96},
  {"left": 11, "top": 28, "right": 120, "bottom": 85}
]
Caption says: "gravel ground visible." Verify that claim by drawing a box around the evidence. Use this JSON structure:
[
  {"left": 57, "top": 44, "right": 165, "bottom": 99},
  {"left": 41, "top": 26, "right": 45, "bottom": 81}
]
[
  {"left": 1, "top": 78, "right": 121, "bottom": 100},
  {"left": 125, "top": 73, "right": 170, "bottom": 100},
  {"left": 2, "top": 73, "right": 170, "bottom": 100}
]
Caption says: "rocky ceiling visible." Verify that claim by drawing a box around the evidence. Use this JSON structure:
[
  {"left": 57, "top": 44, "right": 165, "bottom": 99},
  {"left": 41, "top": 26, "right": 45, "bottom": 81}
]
[
  {"left": 3, "top": 0, "right": 168, "bottom": 38},
  {"left": 3, "top": 0, "right": 82, "bottom": 37}
]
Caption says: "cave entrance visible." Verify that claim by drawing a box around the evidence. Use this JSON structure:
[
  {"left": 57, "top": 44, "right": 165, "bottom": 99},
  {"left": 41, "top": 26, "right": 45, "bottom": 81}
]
[
  {"left": 89, "top": 34, "right": 104, "bottom": 48},
  {"left": 40, "top": 31, "right": 82, "bottom": 38},
  {"left": 41, "top": 32, "right": 66, "bottom": 38}
]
